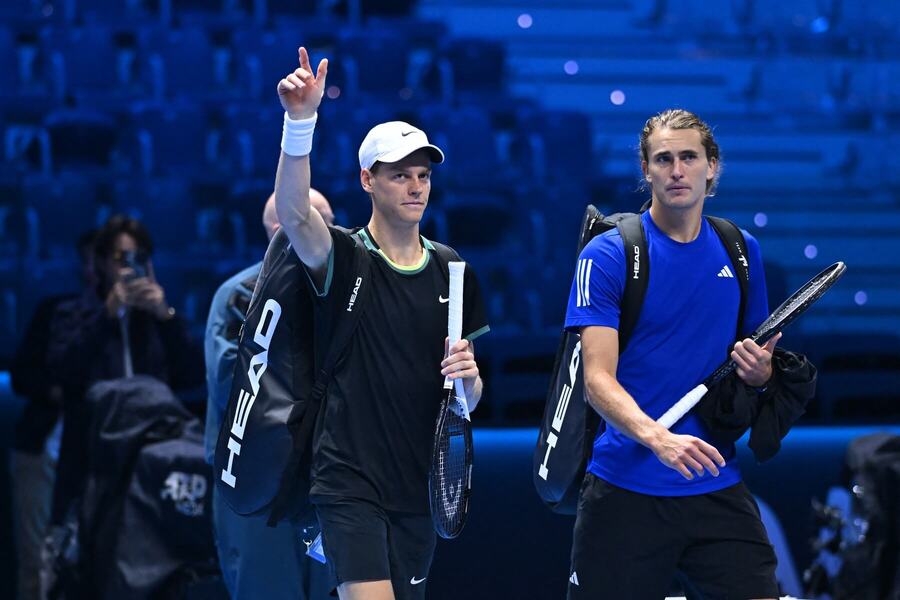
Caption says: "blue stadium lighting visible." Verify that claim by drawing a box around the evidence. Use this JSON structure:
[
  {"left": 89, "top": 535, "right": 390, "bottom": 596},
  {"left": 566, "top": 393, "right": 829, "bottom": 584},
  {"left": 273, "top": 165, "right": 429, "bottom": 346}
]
[
  {"left": 754, "top": 212, "right": 768, "bottom": 227},
  {"left": 854, "top": 291, "right": 868, "bottom": 306},
  {"left": 610, "top": 90, "right": 626, "bottom": 105},
  {"left": 564, "top": 61, "right": 579, "bottom": 75},
  {"left": 399, "top": 88, "right": 413, "bottom": 100},
  {"left": 810, "top": 17, "right": 829, "bottom": 34},
  {"left": 326, "top": 86, "right": 341, "bottom": 99},
  {"left": 804, "top": 244, "right": 818, "bottom": 259},
  {"left": 517, "top": 13, "right": 533, "bottom": 29}
]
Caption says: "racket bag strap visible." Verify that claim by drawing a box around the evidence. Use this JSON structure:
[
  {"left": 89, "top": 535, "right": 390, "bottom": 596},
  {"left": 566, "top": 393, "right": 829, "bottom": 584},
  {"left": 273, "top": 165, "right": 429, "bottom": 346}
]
[
  {"left": 430, "top": 241, "right": 462, "bottom": 279},
  {"left": 615, "top": 214, "right": 649, "bottom": 354},
  {"left": 266, "top": 241, "right": 374, "bottom": 526},
  {"left": 705, "top": 216, "right": 749, "bottom": 344}
]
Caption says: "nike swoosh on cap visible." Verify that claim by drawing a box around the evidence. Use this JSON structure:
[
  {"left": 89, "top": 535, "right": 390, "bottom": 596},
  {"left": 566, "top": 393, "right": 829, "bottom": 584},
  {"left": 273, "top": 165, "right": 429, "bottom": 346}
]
[{"left": 401, "top": 131, "right": 416, "bottom": 136}]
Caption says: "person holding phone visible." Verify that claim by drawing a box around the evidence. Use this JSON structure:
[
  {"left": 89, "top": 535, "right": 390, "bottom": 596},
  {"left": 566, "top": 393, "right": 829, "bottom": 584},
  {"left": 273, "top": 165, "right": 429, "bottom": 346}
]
[{"left": 46, "top": 214, "right": 204, "bottom": 523}]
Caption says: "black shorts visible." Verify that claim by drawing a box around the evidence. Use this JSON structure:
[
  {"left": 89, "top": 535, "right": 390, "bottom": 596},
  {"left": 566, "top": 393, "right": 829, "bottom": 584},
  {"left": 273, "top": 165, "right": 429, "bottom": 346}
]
[
  {"left": 314, "top": 497, "right": 436, "bottom": 600},
  {"left": 568, "top": 473, "right": 779, "bottom": 600}
]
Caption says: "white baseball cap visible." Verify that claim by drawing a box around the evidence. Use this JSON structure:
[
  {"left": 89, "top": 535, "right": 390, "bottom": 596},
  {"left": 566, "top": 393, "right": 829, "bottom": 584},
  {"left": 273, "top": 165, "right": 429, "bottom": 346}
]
[{"left": 358, "top": 121, "right": 445, "bottom": 170}]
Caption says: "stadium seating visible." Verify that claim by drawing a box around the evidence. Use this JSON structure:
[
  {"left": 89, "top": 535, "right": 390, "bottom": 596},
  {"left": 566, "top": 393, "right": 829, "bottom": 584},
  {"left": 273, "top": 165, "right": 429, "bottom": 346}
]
[
  {"left": 0, "top": 0, "right": 897, "bottom": 429},
  {"left": 2, "top": 4, "right": 900, "bottom": 598}
]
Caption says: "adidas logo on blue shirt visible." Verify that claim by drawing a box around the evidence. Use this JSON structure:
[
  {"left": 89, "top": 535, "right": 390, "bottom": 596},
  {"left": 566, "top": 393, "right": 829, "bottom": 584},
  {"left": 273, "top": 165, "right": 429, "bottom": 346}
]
[{"left": 717, "top": 265, "right": 734, "bottom": 278}]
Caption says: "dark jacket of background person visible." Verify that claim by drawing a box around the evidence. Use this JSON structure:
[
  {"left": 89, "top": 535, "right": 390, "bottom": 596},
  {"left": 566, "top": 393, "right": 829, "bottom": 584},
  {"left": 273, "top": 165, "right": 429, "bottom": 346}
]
[
  {"left": 12, "top": 230, "right": 98, "bottom": 456},
  {"left": 10, "top": 294, "right": 72, "bottom": 454},
  {"left": 46, "top": 290, "right": 204, "bottom": 524}
]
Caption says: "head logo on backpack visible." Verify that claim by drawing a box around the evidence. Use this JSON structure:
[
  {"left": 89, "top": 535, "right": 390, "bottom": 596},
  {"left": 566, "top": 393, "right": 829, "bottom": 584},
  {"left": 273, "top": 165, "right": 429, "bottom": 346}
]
[
  {"left": 533, "top": 203, "right": 749, "bottom": 514},
  {"left": 220, "top": 298, "right": 282, "bottom": 489}
]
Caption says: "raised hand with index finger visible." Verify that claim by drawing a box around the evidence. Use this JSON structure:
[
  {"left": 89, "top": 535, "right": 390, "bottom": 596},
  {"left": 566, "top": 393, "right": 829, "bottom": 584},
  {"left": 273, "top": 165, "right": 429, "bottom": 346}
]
[{"left": 277, "top": 47, "right": 328, "bottom": 120}]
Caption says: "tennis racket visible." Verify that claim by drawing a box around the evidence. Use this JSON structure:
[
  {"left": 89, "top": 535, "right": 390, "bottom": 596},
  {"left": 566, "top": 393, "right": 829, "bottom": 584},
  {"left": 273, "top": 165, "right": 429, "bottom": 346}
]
[
  {"left": 428, "top": 261, "right": 474, "bottom": 539},
  {"left": 657, "top": 261, "right": 846, "bottom": 429}
]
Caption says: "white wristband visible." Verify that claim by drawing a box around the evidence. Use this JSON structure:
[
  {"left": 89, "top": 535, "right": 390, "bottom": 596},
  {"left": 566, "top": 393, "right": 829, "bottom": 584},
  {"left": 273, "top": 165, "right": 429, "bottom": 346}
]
[{"left": 281, "top": 112, "right": 317, "bottom": 157}]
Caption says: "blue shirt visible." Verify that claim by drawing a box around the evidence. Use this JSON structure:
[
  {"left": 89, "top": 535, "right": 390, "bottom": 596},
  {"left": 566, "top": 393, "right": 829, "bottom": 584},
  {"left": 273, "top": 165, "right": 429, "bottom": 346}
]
[
  {"left": 564, "top": 211, "right": 769, "bottom": 496},
  {"left": 203, "top": 262, "right": 262, "bottom": 465}
]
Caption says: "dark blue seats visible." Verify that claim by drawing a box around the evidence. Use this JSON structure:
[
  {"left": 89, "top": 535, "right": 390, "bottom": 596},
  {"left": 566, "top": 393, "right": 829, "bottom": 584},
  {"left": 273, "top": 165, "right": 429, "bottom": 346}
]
[
  {"left": 0, "top": 26, "right": 19, "bottom": 98},
  {"left": 22, "top": 174, "right": 100, "bottom": 259},
  {"left": 231, "top": 23, "right": 338, "bottom": 100},
  {"left": 190, "top": 179, "right": 239, "bottom": 258},
  {"left": 0, "top": 286, "right": 18, "bottom": 348},
  {"left": 75, "top": 0, "right": 154, "bottom": 25},
  {"left": 121, "top": 103, "right": 212, "bottom": 175},
  {"left": 263, "top": 0, "right": 316, "bottom": 20},
  {"left": 432, "top": 38, "right": 506, "bottom": 102},
  {"left": 798, "top": 333, "right": 900, "bottom": 422},
  {"left": 219, "top": 103, "right": 282, "bottom": 176},
  {"left": 165, "top": 0, "right": 244, "bottom": 27},
  {"left": 111, "top": 175, "right": 196, "bottom": 254},
  {"left": 839, "top": 0, "right": 899, "bottom": 41},
  {"left": 335, "top": 31, "right": 411, "bottom": 98},
  {"left": 447, "top": 37, "right": 506, "bottom": 94},
  {"left": 514, "top": 109, "right": 593, "bottom": 185},
  {"left": 226, "top": 180, "right": 273, "bottom": 256},
  {"left": 39, "top": 26, "right": 121, "bottom": 101},
  {"left": 44, "top": 108, "right": 118, "bottom": 171},
  {"left": 417, "top": 105, "right": 504, "bottom": 186},
  {"left": 137, "top": 26, "right": 221, "bottom": 100},
  {"left": 313, "top": 101, "right": 395, "bottom": 180},
  {"left": 0, "top": 179, "right": 30, "bottom": 259}
]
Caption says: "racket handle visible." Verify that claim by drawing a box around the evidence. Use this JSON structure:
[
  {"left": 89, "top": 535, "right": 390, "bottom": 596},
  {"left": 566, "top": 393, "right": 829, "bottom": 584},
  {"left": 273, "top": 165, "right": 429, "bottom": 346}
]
[
  {"left": 447, "top": 262, "right": 465, "bottom": 344},
  {"left": 447, "top": 261, "right": 469, "bottom": 418},
  {"left": 657, "top": 384, "right": 709, "bottom": 429}
]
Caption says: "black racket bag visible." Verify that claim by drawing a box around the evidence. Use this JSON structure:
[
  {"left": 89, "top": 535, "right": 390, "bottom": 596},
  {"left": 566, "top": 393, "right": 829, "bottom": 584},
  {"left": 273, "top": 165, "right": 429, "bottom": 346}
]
[
  {"left": 213, "top": 227, "right": 372, "bottom": 525},
  {"left": 532, "top": 205, "right": 645, "bottom": 514}
]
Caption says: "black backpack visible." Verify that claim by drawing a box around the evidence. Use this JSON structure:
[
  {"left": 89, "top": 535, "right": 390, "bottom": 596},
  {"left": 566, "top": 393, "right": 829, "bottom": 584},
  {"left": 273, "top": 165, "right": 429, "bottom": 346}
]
[
  {"left": 44, "top": 376, "right": 218, "bottom": 600},
  {"left": 533, "top": 204, "right": 750, "bottom": 514},
  {"left": 214, "top": 227, "right": 461, "bottom": 526}
]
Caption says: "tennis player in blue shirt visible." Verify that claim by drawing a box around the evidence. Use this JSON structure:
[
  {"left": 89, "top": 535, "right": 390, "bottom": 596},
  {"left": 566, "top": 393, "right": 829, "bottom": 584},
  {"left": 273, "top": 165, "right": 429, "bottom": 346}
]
[{"left": 565, "top": 109, "right": 781, "bottom": 599}]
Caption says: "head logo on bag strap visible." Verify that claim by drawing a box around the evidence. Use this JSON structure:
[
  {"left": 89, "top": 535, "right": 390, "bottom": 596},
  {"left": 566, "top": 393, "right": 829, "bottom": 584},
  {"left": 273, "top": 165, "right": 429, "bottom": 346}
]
[{"left": 614, "top": 214, "right": 649, "bottom": 353}]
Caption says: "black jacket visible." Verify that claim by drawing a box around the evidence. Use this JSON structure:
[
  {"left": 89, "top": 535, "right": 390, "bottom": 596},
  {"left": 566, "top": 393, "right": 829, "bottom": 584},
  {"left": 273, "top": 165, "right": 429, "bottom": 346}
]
[
  {"left": 10, "top": 294, "right": 75, "bottom": 454},
  {"left": 47, "top": 297, "right": 203, "bottom": 394},
  {"left": 46, "top": 296, "right": 204, "bottom": 522},
  {"left": 697, "top": 348, "right": 817, "bottom": 462}
]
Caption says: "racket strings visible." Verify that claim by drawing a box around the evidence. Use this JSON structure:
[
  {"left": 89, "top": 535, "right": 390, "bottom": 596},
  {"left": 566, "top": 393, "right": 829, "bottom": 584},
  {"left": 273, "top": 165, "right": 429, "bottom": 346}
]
[{"left": 430, "top": 396, "right": 470, "bottom": 535}]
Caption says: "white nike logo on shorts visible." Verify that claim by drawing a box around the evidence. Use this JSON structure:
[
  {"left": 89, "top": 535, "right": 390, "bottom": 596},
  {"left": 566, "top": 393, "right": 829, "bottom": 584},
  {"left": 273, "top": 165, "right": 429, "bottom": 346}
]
[{"left": 410, "top": 576, "right": 426, "bottom": 585}]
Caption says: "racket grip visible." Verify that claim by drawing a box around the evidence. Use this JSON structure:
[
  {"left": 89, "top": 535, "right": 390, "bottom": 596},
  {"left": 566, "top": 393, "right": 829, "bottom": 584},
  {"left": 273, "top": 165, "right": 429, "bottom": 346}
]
[
  {"left": 447, "top": 262, "right": 465, "bottom": 344},
  {"left": 657, "top": 384, "right": 709, "bottom": 429}
]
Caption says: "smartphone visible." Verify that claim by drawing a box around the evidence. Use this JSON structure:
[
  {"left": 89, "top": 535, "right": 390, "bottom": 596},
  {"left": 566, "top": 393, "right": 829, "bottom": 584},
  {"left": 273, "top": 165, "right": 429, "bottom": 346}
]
[{"left": 121, "top": 250, "right": 148, "bottom": 281}]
